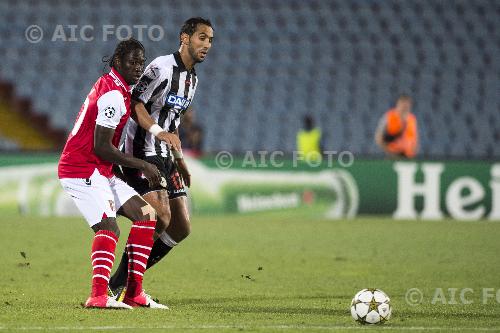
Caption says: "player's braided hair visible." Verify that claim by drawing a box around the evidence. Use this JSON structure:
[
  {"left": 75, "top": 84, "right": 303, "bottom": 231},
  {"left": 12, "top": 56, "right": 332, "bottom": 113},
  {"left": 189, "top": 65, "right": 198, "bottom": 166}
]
[
  {"left": 102, "top": 38, "right": 145, "bottom": 70},
  {"left": 179, "top": 17, "right": 213, "bottom": 44}
]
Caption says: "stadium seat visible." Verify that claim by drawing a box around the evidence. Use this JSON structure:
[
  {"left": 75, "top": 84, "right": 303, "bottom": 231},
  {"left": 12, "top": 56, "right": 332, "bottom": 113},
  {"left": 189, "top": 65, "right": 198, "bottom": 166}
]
[{"left": 0, "top": 0, "right": 498, "bottom": 158}]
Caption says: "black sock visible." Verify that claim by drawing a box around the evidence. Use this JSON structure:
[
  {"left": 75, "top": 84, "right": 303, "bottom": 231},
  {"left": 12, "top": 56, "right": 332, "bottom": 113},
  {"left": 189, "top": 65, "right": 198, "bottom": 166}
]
[
  {"left": 109, "top": 250, "right": 128, "bottom": 291},
  {"left": 147, "top": 238, "right": 173, "bottom": 269}
]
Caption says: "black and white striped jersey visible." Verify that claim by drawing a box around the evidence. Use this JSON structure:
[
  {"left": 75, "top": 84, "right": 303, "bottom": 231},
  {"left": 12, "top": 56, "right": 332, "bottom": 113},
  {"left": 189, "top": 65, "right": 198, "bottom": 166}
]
[{"left": 124, "top": 51, "right": 198, "bottom": 158}]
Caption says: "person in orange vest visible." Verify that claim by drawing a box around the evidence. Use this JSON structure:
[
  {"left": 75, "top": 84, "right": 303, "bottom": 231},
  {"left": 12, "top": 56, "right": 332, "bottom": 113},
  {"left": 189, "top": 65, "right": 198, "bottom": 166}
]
[{"left": 375, "top": 95, "right": 419, "bottom": 158}]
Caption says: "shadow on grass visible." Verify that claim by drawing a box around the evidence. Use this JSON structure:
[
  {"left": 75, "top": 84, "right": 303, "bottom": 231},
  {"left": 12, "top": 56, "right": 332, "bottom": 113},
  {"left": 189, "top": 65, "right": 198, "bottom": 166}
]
[
  {"left": 216, "top": 305, "right": 344, "bottom": 316},
  {"left": 171, "top": 295, "right": 500, "bottom": 320},
  {"left": 171, "top": 294, "right": 350, "bottom": 317},
  {"left": 173, "top": 294, "right": 350, "bottom": 306}
]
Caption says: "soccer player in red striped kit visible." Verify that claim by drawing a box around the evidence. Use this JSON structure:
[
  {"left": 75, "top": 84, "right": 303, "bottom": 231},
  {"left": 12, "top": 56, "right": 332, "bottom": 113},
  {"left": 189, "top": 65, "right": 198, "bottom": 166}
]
[{"left": 58, "top": 38, "right": 180, "bottom": 309}]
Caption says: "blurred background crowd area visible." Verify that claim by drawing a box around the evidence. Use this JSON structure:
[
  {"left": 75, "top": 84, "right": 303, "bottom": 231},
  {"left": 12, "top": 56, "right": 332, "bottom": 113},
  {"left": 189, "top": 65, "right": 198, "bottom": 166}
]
[{"left": 0, "top": 0, "right": 499, "bottom": 159}]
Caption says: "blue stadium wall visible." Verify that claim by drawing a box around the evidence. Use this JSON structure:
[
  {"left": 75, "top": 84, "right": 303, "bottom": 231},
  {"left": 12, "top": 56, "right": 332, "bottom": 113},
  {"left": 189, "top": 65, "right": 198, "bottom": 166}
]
[{"left": 0, "top": 0, "right": 499, "bottom": 158}]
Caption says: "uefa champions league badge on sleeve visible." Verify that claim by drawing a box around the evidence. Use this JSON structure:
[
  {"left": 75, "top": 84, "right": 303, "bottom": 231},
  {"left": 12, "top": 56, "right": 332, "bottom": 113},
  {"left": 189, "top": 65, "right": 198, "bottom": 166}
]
[{"left": 104, "top": 106, "right": 116, "bottom": 118}]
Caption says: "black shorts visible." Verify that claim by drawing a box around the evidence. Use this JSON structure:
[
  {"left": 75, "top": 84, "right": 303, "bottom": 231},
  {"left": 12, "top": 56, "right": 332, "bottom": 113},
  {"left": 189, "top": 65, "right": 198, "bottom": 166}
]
[{"left": 116, "top": 155, "right": 187, "bottom": 200}]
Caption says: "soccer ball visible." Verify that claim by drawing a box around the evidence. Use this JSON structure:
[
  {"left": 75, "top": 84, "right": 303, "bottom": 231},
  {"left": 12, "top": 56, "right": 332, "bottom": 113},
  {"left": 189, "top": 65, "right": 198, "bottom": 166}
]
[{"left": 350, "top": 288, "right": 391, "bottom": 324}]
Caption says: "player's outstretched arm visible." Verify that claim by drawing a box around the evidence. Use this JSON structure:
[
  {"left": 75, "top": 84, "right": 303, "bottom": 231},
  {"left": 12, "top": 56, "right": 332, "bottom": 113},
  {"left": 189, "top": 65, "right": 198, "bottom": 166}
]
[
  {"left": 94, "top": 125, "right": 161, "bottom": 187},
  {"left": 131, "top": 99, "right": 181, "bottom": 151}
]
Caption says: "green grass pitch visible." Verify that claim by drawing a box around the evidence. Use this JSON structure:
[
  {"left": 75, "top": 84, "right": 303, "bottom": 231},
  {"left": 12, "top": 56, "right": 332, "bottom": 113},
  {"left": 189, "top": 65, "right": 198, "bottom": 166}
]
[{"left": 0, "top": 211, "right": 499, "bottom": 332}]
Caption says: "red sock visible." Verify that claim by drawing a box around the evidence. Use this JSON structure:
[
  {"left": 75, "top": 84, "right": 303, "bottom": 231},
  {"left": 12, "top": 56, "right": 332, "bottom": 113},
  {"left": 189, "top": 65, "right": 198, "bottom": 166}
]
[
  {"left": 125, "top": 221, "right": 156, "bottom": 298},
  {"left": 90, "top": 230, "right": 118, "bottom": 297}
]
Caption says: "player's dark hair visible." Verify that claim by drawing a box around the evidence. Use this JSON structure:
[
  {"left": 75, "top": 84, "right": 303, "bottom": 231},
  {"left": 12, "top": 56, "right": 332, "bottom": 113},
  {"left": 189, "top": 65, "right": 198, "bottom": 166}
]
[
  {"left": 303, "top": 115, "right": 314, "bottom": 131},
  {"left": 179, "top": 17, "right": 213, "bottom": 44},
  {"left": 102, "top": 38, "right": 145, "bottom": 70}
]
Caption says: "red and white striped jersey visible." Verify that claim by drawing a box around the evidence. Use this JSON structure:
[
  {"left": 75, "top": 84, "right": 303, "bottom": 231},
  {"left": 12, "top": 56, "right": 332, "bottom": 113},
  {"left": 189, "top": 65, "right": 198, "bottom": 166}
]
[{"left": 58, "top": 68, "right": 131, "bottom": 179}]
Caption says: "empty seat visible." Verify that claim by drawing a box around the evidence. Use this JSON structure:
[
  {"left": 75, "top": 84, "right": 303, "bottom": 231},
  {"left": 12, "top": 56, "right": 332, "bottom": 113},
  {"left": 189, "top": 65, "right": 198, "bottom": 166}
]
[{"left": 0, "top": 0, "right": 498, "bottom": 158}]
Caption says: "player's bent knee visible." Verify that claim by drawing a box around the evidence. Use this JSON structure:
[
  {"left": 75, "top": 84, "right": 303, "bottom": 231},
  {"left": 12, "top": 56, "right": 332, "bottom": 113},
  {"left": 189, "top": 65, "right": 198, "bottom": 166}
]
[
  {"left": 182, "top": 217, "right": 192, "bottom": 238},
  {"left": 178, "top": 225, "right": 191, "bottom": 241},
  {"left": 155, "top": 205, "right": 171, "bottom": 226},
  {"left": 92, "top": 217, "right": 120, "bottom": 238},
  {"left": 155, "top": 214, "right": 171, "bottom": 234},
  {"left": 172, "top": 215, "right": 191, "bottom": 241},
  {"left": 141, "top": 203, "right": 157, "bottom": 221}
]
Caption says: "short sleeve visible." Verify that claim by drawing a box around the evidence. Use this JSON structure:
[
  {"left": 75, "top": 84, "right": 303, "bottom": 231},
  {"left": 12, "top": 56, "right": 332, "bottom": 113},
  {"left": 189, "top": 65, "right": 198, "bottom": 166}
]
[
  {"left": 95, "top": 90, "right": 125, "bottom": 129},
  {"left": 132, "top": 60, "right": 170, "bottom": 104}
]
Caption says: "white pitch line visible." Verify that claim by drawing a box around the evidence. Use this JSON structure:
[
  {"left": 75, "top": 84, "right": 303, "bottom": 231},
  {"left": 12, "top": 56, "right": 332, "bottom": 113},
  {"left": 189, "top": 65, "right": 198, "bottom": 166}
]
[{"left": 0, "top": 325, "right": 499, "bottom": 331}]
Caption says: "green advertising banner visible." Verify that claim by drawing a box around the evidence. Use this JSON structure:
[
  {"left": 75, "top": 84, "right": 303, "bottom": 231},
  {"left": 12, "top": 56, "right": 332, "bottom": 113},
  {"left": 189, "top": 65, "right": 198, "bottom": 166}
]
[
  {"left": 0, "top": 155, "right": 498, "bottom": 221},
  {"left": 194, "top": 157, "right": 499, "bottom": 220},
  {"left": 186, "top": 158, "right": 359, "bottom": 218}
]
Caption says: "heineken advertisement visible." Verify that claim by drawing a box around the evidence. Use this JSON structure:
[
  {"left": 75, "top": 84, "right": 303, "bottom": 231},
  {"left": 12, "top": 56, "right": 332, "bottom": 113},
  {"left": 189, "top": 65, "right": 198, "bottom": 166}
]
[
  {"left": 0, "top": 156, "right": 498, "bottom": 220},
  {"left": 348, "top": 160, "right": 500, "bottom": 220},
  {"left": 186, "top": 158, "right": 359, "bottom": 218},
  {"left": 193, "top": 159, "right": 500, "bottom": 221}
]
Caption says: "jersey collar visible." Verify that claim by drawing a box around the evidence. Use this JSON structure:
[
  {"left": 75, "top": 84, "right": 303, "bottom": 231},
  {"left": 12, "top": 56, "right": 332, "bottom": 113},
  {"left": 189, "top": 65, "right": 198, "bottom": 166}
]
[
  {"left": 174, "top": 51, "right": 196, "bottom": 74},
  {"left": 110, "top": 67, "right": 130, "bottom": 92}
]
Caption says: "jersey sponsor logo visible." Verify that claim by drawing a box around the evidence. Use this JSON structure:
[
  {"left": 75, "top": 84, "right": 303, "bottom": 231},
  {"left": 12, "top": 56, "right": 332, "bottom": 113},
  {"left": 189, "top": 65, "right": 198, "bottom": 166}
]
[
  {"left": 104, "top": 106, "right": 116, "bottom": 118},
  {"left": 165, "top": 93, "right": 190, "bottom": 110}
]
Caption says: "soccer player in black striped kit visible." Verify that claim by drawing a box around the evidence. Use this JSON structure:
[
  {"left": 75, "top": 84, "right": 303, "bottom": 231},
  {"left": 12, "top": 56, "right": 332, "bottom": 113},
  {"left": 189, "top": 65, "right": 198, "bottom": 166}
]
[{"left": 108, "top": 17, "right": 213, "bottom": 302}]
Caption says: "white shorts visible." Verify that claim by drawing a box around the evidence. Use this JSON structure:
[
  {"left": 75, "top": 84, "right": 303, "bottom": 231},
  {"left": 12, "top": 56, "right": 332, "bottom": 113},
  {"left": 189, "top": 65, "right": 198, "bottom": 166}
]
[{"left": 60, "top": 168, "right": 138, "bottom": 227}]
